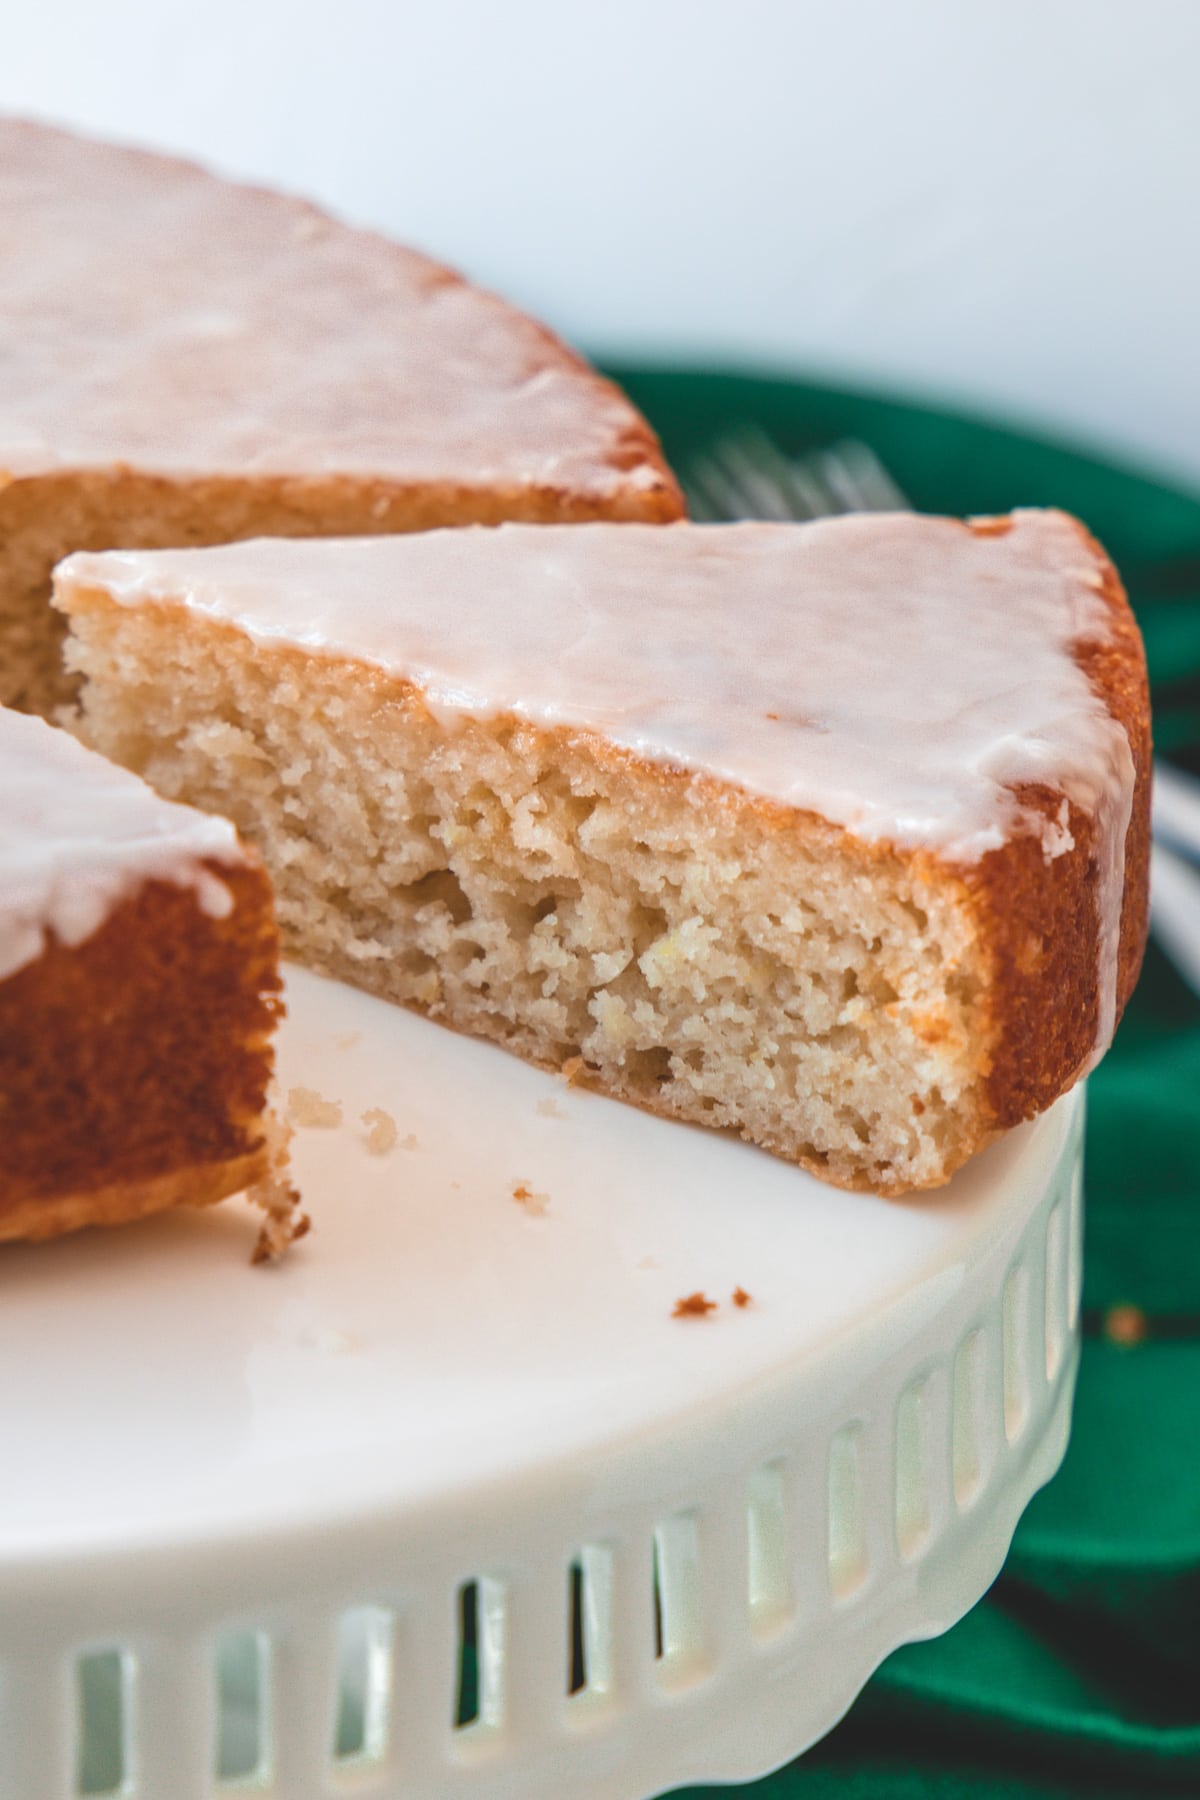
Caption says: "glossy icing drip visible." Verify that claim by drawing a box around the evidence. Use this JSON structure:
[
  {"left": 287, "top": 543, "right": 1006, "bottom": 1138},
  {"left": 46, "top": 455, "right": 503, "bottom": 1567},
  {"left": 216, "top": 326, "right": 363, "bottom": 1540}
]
[
  {"left": 58, "top": 510, "right": 1136, "bottom": 1055},
  {"left": 0, "top": 120, "right": 663, "bottom": 495},
  {"left": 0, "top": 710, "right": 243, "bottom": 981}
]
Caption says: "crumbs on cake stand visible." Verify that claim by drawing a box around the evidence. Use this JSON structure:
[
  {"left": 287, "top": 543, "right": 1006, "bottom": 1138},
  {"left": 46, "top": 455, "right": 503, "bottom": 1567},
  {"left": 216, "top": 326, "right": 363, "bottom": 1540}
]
[
  {"left": 512, "top": 1180, "right": 550, "bottom": 1217},
  {"left": 287, "top": 1085, "right": 343, "bottom": 1129},
  {"left": 250, "top": 1110, "right": 310, "bottom": 1265},
  {"left": 673, "top": 1291, "right": 718, "bottom": 1319},
  {"left": 672, "top": 1287, "right": 755, "bottom": 1320},
  {"left": 361, "top": 1107, "right": 398, "bottom": 1154}
]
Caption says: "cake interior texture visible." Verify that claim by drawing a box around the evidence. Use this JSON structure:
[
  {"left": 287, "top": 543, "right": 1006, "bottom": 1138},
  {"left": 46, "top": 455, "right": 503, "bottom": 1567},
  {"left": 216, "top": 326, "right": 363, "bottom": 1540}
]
[{"left": 65, "top": 607, "right": 998, "bottom": 1195}]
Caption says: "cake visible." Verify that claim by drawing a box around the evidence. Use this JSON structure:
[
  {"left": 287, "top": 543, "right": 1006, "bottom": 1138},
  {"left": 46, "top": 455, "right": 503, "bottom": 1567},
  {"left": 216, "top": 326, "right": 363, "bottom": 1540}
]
[
  {"left": 55, "top": 509, "right": 1150, "bottom": 1195},
  {"left": 0, "top": 118, "right": 683, "bottom": 716},
  {"left": 0, "top": 707, "right": 299, "bottom": 1252}
]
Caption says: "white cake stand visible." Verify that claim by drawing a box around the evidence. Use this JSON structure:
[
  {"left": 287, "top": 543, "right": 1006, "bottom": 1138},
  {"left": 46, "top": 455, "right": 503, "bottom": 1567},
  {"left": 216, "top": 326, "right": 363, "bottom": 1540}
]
[{"left": 0, "top": 967, "right": 1083, "bottom": 1800}]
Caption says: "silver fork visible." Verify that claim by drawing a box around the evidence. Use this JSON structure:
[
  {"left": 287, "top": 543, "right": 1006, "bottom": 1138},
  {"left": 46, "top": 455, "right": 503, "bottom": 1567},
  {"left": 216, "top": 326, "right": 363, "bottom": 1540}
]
[
  {"left": 685, "top": 426, "right": 907, "bottom": 522},
  {"left": 683, "top": 429, "right": 1200, "bottom": 997}
]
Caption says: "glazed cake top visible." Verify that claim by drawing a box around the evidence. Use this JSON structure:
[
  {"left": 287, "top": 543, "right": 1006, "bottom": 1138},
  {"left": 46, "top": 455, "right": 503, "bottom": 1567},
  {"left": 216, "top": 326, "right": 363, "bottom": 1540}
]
[
  {"left": 0, "top": 709, "right": 243, "bottom": 981},
  {"left": 0, "top": 119, "right": 674, "bottom": 505},
  {"left": 58, "top": 509, "right": 1140, "bottom": 1051}
]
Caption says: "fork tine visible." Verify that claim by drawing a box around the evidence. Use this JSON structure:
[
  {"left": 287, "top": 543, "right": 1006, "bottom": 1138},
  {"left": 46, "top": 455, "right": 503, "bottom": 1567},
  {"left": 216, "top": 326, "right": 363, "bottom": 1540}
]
[
  {"left": 725, "top": 425, "right": 827, "bottom": 520},
  {"left": 681, "top": 467, "right": 724, "bottom": 522},
  {"left": 821, "top": 440, "right": 910, "bottom": 511},
  {"left": 724, "top": 425, "right": 850, "bottom": 520},
  {"left": 684, "top": 452, "right": 755, "bottom": 522},
  {"left": 707, "top": 435, "right": 796, "bottom": 521},
  {"left": 683, "top": 427, "right": 907, "bottom": 525},
  {"left": 784, "top": 457, "right": 841, "bottom": 518},
  {"left": 812, "top": 447, "right": 869, "bottom": 513}
]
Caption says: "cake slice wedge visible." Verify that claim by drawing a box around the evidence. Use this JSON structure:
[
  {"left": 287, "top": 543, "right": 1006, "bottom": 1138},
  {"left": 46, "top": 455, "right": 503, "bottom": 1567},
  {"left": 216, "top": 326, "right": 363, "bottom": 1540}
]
[
  {"left": 56, "top": 510, "right": 1150, "bottom": 1195},
  {"left": 0, "top": 708, "right": 299, "bottom": 1252},
  {"left": 0, "top": 118, "right": 682, "bottom": 717}
]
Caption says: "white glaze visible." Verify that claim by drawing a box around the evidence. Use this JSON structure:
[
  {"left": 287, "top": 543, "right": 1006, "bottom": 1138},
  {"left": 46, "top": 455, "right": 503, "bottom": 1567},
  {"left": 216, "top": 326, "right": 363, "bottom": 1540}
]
[
  {"left": 0, "top": 710, "right": 244, "bottom": 981},
  {"left": 57, "top": 511, "right": 1137, "bottom": 1055},
  {"left": 0, "top": 120, "right": 667, "bottom": 498}
]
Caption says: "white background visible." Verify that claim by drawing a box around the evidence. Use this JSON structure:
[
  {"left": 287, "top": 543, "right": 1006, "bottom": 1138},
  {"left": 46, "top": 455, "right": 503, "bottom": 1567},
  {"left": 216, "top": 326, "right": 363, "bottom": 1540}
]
[{"left": 4, "top": 0, "right": 1198, "bottom": 490}]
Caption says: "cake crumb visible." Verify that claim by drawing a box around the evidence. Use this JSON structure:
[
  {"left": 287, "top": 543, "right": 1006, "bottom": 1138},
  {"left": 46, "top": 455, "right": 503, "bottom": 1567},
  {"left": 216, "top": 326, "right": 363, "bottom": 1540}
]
[
  {"left": 765, "top": 710, "right": 780, "bottom": 720},
  {"left": 288, "top": 1085, "right": 343, "bottom": 1128},
  {"left": 537, "top": 1095, "right": 566, "bottom": 1118},
  {"left": 512, "top": 1180, "right": 550, "bottom": 1216},
  {"left": 732, "top": 1286, "right": 753, "bottom": 1309},
  {"left": 561, "top": 1055, "right": 586, "bottom": 1086},
  {"left": 362, "top": 1107, "right": 398, "bottom": 1154},
  {"left": 400, "top": 1132, "right": 419, "bottom": 1151},
  {"left": 249, "top": 1110, "right": 310, "bottom": 1264},
  {"left": 334, "top": 1030, "right": 361, "bottom": 1051},
  {"left": 636, "top": 1255, "right": 659, "bottom": 1271},
  {"left": 673, "top": 1291, "right": 718, "bottom": 1319}
]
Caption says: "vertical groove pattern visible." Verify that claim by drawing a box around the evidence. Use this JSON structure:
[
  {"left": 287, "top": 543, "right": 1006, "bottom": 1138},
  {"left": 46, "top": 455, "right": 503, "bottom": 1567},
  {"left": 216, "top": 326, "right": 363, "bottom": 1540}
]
[
  {"left": 475, "top": 1576, "right": 508, "bottom": 1733},
  {"left": 952, "top": 1330, "right": 984, "bottom": 1508},
  {"left": 578, "top": 1544, "right": 615, "bottom": 1700},
  {"left": 827, "top": 1425, "right": 867, "bottom": 1599},
  {"left": 333, "top": 1606, "right": 394, "bottom": 1765},
  {"left": 1067, "top": 1160, "right": 1085, "bottom": 1332},
  {"left": 1045, "top": 1200, "right": 1068, "bottom": 1379},
  {"left": 1003, "top": 1265, "right": 1031, "bottom": 1442},
  {"left": 894, "top": 1380, "right": 931, "bottom": 1559},
  {"left": 653, "top": 1513, "right": 705, "bottom": 1685},
  {"left": 747, "top": 1463, "right": 792, "bottom": 1635}
]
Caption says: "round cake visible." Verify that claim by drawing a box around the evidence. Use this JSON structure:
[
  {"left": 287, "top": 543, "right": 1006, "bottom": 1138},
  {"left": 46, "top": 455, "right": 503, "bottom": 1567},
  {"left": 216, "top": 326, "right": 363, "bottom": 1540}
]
[{"left": 0, "top": 118, "right": 683, "bottom": 714}]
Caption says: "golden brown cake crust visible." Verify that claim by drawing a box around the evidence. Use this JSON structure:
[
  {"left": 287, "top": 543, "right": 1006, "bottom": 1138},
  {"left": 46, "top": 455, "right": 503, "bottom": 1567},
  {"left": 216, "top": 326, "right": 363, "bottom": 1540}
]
[
  {"left": 959, "top": 517, "right": 1151, "bottom": 1134},
  {"left": 0, "top": 859, "right": 281, "bottom": 1237},
  {"left": 0, "top": 1153, "right": 267, "bottom": 1246}
]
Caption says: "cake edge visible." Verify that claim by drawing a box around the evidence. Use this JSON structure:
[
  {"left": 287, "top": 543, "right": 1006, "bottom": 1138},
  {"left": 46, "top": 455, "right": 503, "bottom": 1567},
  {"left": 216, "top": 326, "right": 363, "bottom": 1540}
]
[{"left": 0, "top": 1147, "right": 270, "bottom": 1245}]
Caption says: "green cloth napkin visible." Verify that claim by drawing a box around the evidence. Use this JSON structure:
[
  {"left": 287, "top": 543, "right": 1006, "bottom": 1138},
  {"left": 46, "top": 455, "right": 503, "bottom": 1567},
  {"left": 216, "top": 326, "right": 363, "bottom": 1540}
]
[{"left": 600, "top": 366, "right": 1200, "bottom": 1800}]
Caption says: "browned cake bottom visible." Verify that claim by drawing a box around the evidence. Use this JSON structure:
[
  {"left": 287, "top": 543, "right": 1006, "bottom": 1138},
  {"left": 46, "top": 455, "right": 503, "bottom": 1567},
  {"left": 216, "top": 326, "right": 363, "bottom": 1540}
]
[{"left": 0, "top": 1153, "right": 268, "bottom": 1247}]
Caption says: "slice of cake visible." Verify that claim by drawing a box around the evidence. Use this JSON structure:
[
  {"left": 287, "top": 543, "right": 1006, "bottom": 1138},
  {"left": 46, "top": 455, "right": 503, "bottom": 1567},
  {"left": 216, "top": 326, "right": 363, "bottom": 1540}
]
[
  {"left": 55, "top": 510, "right": 1150, "bottom": 1195},
  {"left": 0, "top": 119, "right": 683, "bottom": 716},
  {"left": 0, "top": 708, "right": 300, "bottom": 1252}
]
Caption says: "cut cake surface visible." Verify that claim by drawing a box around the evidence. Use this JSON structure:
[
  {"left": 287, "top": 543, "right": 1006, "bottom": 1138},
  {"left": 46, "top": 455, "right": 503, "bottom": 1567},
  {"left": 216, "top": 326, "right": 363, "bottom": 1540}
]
[
  {"left": 0, "top": 117, "right": 682, "bottom": 713},
  {"left": 56, "top": 510, "right": 1150, "bottom": 1194}
]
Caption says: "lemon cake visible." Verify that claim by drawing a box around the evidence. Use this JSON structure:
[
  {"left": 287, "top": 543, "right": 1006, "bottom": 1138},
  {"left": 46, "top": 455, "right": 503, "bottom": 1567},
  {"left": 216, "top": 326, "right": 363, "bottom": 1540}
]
[
  {"left": 55, "top": 510, "right": 1150, "bottom": 1195},
  {"left": 0, "top": 118, "right": 682, "bottom": 715}
]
